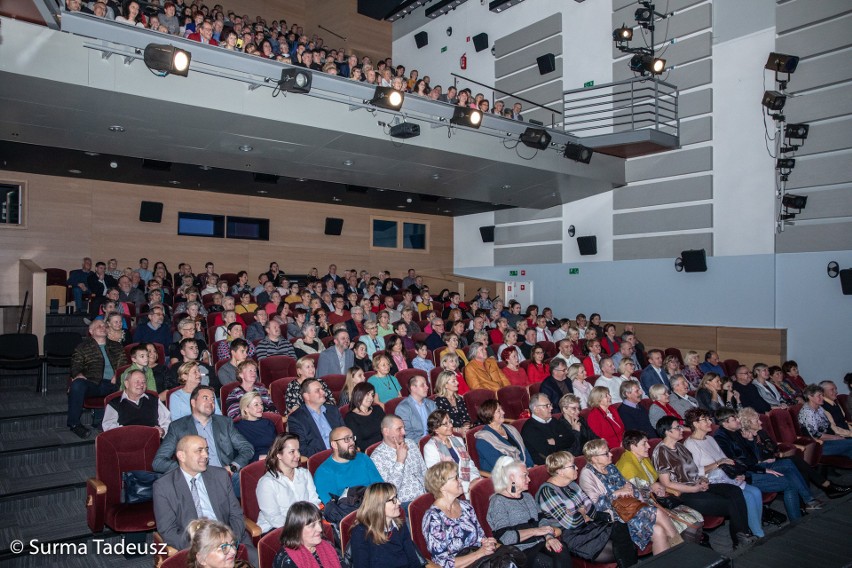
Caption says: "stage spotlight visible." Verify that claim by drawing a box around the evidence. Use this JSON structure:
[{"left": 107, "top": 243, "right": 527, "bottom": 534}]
[
  {"left": 776, "top": 158, "right": 795, "bottom": 171},
  {"left": 634, "top": 6, "right": 653, "bottom": 27},
  {"left": 564, "top": 142, "right": 593, "bottom": 164},
  {"left": 785, "top": 123, "right": 809, "bottom": 140},
  {"left": 782, "top": 194, "right": 807, "bottom": 210},
  {"left": 613, "top": 25, "right": 633, "bottom": 42},
  {"left": 629, "top": 54, "right": 665, "bottom": 75},
  {"left": 368, "top": 87, "right": 404, "bottom": 110},
  {"left": 765, "top": 52, "right": 799, "bottom": 74},
  {"left": 450, "top": 107, "right": 482, "bottom": 129},
  {"left": 520, "top": 127, "right": 552, "bottom": 150},
  {"left": 143, "top": 44, "right": 191, "bottom": 77},
  {"left": 278, "top": 68, "right": 312, "bottom": 93},
  {"left": 762, "top": 91, "right": 786, "bottom": 111}
]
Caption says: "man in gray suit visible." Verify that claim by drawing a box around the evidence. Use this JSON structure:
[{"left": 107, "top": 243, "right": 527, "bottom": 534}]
[
  {"left": 394, "top": 375, "right": 436, "bottom": 441},
  {"left": 315, "top": 327, "right": 354, "bottom": 378},
  {"left": 152, "top": 385, "right": 254, "bottom": 474},
  {"left": 153, "top": 435, "right": 257, "bottom": 563}
]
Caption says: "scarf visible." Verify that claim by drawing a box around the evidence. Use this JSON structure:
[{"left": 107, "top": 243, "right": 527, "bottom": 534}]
[
  {"left": 474, "top": 424, "right": 527, "bottom": 463},
  {"left": 284, "top": 540, "right": 340, "bottom": 568},
  {"left": 653, "top": 401, "right": 682, "bottom": 420}
]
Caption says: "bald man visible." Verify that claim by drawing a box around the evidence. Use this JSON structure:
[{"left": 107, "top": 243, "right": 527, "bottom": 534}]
[
  {"left": 313, "top": 427, "right": 382, "bottom": 504},
  {"left": 153, "top": 435, "right": 256, "bottom": 562}
]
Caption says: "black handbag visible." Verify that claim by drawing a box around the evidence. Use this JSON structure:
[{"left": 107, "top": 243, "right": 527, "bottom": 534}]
[
  {"left": 455, "top": 544, "right": 526, "bottom": 568},
  {"left": 719, "top": 462, "right": 748, "bottom": 479},
  {"left": 560, "top": 520, "right": 612, "bottom": 561},
  {"left": 122, "top": 470, "right": 162, "bottom": 504}
]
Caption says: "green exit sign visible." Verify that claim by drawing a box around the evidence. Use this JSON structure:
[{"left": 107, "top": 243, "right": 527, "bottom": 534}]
[
  {"left": 583, "top": 80, "right": 594, "bottom": 88},
  {"left": 509, "top": 270, "right": 518, "bottom": 276},
  {"left": 569, "top": 268, "right": 580, "bottom": 275},
  {"left": 441, "top": 46, "right": 448, "bottom": 53}
]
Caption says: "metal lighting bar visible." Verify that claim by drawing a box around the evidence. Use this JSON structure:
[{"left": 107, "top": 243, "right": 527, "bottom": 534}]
[{"left": 425, "top": 0, "right": 469, "bottom": 19}]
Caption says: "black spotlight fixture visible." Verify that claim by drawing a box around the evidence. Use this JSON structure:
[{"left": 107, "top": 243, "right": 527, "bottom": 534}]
[
  {"left": 143, "top": 44, "right": 191, "bottom": 77},
  {"left": 776, "top": 158, "right": 795, "bottom": 171},
  {"left": 450, "top": 106, "right": 483, "bottom": 129},
  {"left": 629, "top": 54, "right": 665, "bottom": 75},
  {"left": 765, "top": 52, "right": 799, "bottom": 74},
  {"left": 520, "top": 127, "right": 552, "bottom": 150},
  {"left": 564, "top": 142, "right": 593, "bottom": 164},
  {"left": 367, "top": 87, "right": 404, "bottom": 111},
  {"left": 634, "top": 5, "right": 653, "bottom": 28},
  {"left": 389, "top": 122, "right": 421, "bottom": 139},
  {"left": 278, "top": 68, "right": 312, "bottom": 93},
  {"left": 782, "top": 194, "right": 807, "bottom": 210},
  {"left": 785, "top": 123, "right": 809, "bottom": 140},
  {"left": 761, "top": 90, "right": 786, "bottom": 111},
  {"left": 613, "top": 25, "right": 633, "bottom": 43}
]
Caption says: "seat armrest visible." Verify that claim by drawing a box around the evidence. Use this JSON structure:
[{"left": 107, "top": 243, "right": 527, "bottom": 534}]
[
  {"left": 245, "top": 518, "right": 262, "bottom": 539},
  {"left": 478, "top": 470, "right": 491, "bottom": 478},
  {"left": 86, "top": 478, "right": 107, "bottom": 533}
]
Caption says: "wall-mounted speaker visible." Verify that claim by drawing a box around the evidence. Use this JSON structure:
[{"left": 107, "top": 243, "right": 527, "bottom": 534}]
[
  {"left": 479, "top": 225, "right": 495, "bottom": 243},
  {"left": 840, "top": 268, "right": 852, "bottom": 295},
  {"left": 324, "top": 217, "right": 344, "bottom": 236},
  {"left": 537, "top": 53, "right": 556, "bottom": 75},
  {"left": 680, "top": 249, "right": 708, "bottom": 272},
  {"left": 415, "top": 31, "right": 428, "bottom": 49},
  {"left": 139, "top": 201, "right": 163, "bottom": 223},
  {"left": 472, "top": 33, "right": 489, "bottom": 52},
  {"left": 577, "top": 236, "right": 597, "bottom": 256}
]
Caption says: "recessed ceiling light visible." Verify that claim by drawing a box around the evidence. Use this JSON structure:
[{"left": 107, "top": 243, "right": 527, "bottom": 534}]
[
  {"left": 239, "top": 144, "right": 253, "bottom": 152},
  {"left": 332, "top": 196, "right": 342, "bottom": 202},
  {"left": 432, "top": 173, "right": 440, "bottom": 180},
  {"left": 443, "top": 209, "right": 452, "bottom": 213},
  {"left": 84, "top": 152, "right": 100, "bottom": 157},
  {"left": 68, "top": 169, "right": 82, "bottom": 174},
  {"left": 199, "top": 165, "right": 212, "bottom": 171},
  {"left": 108, "top": 125, "right": 125, "bottom": 133},
  {"left": 297, "top": 178, "right": 306, "bottom": 182},
  {"left": 257, "top": 190, "right": 268, "bottom": 194},
  {"left": 502, "top": 184, "right": 512, "bottom": 189},
  {"left": 343, "top": 160, "right": 353, "bottom": 166},
  {"left": 168, "top": 180, "right": 181, "bottom": 185},
  {"left": 406, "top": 198, "right": 413, "bottom": 203}
]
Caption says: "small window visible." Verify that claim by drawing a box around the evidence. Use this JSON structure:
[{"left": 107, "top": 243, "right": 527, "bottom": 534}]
[
  {"left": 227, "top": 216, "right": 270, "bottom": 241},
  {"left": 178, "top": 212, "right": 225, "bottom": 238},
  {"left": 0, "top": 182, "right": 24, "bottom": 226},
  {"left": 403, "top": 222, "right": 427, "bottom": 250},
  {"left": 372, "top": 219, "right": 398, "bottom": 248}
]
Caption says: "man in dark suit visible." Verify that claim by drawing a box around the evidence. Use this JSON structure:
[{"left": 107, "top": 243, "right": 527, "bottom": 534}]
[
  {"left": 153, "top": 434, "right": 256, "bottom": 563},
  {"left": 639, "top": 349, "right": 670, "bottom": 396},
  {"left": 617, "top": 380, "right": 657, "bottom": 438},
  {"left": 539, "top": 358, "right": 573, "bottom": 411},
  {"left": 316, "top": 328, "right": 354, "bottom": 377},
  {"left": 152, "top": 385, "right": 254, "bottom": 473},
  {"left": 287, "top": 378, "right": 344, "bottom": 457},
  {"left": 86, "top": 261, "right": 117, "bottom": 298},
  {"left": 521, "top": 393, "right": 577, "bottom": 464}
]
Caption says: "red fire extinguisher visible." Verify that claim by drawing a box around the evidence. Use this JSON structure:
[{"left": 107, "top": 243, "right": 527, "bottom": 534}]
[{"left": 460, "top": 52, "right": 467, "bottom": 70}]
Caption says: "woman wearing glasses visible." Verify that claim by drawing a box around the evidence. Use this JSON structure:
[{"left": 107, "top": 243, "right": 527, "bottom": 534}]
[
  {"left": 186, "top": 519, "right": 238, "bottom": 568},
  {"left": 579, "top": 439, "right": 680, "bottom": 555},
  {"left": 536, "top": 451, "right": 638, "bottom": 566},
  {"left": 273, "top": 501, "right": 342, "bottom": 568},
  {"left": 423, "top": 410, "right": 480, "bottom": 498},
  {"left": 349, "top": 483, "right": 422, "bottom": 568},
  {"left": 652, "top": 415, "right": 757, "bottom": 548}
]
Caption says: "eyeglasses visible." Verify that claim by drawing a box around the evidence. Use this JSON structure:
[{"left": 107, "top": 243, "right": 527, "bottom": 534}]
[
  {"left": 591, "top": 450, "right": 611, "bottom": 457},
  {"left": 386, "top": 495, "right": 400, "bottom": 504},
  {"left": 217, "top": 542, "right": 238, "bottom": 554},
  {"left": 670, "top": 424, "right": 684, "bottom": 431},
  {"left": 536, "top": 403, "right": 553, "bottom": 409},
  {"left": 332, "top": 435, "right": 357, "bottom": 443},
  {"left": 562, "top": 464, "right": 578, "bottom": 470},
  {"left": 440, "top": 421, "right": 452, "bottom": 427}
]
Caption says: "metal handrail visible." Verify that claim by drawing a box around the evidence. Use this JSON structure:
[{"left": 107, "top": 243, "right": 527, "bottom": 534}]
[{"left": 563, "top": 76, "right": 679, "bottom": 137}]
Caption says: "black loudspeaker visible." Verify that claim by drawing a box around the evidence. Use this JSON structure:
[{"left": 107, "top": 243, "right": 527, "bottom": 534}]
[
  {"left": 479, "top": 226, "right": 495, "bottom": 243},
  {"left": 324, "top": 217, "right": 344, "bottom": 236},
  {"left": 840, "top": 268, "right": 852, "bottom": 295},
  {"left": 637, "top": 543, "right": 729, "bottom": 568},
  {"left": 577, "top": 236, "right": 597, "bottom": 256},
  {"left": 681, "top": 249, "right": 708, "bottom": 272},
  {"left": 415, "top": 31, "right": 428, "bottom": 48},
  {"left": 472, "top": 33, "right": 489, "bottom": 52},
  {"left": 537, "top": 53, "right": 556, "bottom": 74},
  {"left": 139, "top": 201, "right": 163, "bottom": 223}
]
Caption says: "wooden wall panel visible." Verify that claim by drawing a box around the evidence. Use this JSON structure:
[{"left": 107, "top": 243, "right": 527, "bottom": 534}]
[{"left": 0, "top": 172, "right": 452, "bottom": 304}]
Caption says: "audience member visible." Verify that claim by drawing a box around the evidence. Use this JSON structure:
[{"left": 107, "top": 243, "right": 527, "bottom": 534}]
[
  {"left": 272, "top": 501, "right": 341, "bottom": 568},
  {"left": 102, "top": 369, "right": 170, "bottom": 435},
  {"left": 395, "top": 375, "right": 437, "bottom": 441},
  {"left": 343, "top": 382, "right": 385, "bottom": 452},
  {"left": 522, "top": 393, "right": 577, "bottom": 465},
  {"left": 370, "top": 415, "right": 428, "bottom": 506},
  {"left": 287, "top": 378, "right": 345, "bottom": 457},
  {"left": 314, "top": 427, "right": 383, "bottom": 504},
  {"left": 256, "top": 434, "right": 321, "bottom": 533},
  {"left": 474, "top": 399, "right": 533, "bottom": 472}
]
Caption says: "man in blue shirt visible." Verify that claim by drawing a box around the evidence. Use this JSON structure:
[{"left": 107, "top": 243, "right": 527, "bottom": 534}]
[
  {"left": 699, "top": 350, "right": 727, "bottom": 376},
  {"left": 287, "top": 379, "right": 344, "bottom": 457},
  {"left": 314, "top": 426, "right": 382, "bottom": 504},
  {"left": 132, "top": 305, "right": 171, "bottom": 347},
  {"left": 395, "top": 375, "right": 437, "bottom": 441}
]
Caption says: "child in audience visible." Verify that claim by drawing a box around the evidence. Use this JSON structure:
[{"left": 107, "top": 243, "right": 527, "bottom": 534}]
[
  {"left": 412, "top": 342, "right": 435, "bottom": 373},
  {"left": 120, "top": 343, "right": 156, "bottom": 392}
]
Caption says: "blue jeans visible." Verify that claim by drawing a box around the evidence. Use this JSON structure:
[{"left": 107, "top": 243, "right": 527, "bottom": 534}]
[
  {"left": 742, "top": 483, "right": 765, "bottom": 537},
  {"left": 822, "top": 438, "right": 852, "bottom": 458},
  {"left": 751, "top": 458, "right": 811, "bottom": 521},
  {"left": 67, "top": 378, "right": 117, "bottom": 427},
  {"left": 72, "top": 286, "right": 87, "bottom": 313}
]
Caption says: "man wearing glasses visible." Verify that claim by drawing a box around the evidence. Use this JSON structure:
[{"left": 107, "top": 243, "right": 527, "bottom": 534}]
[
  {"left": 314, "top": 427, "right": 383, "bottom": 505},
  {"left": 521, "top": 393, "right": 577, "bottom": 464},
  {"left": 153, "top": 435, "right": 257, "bottom": 564}
]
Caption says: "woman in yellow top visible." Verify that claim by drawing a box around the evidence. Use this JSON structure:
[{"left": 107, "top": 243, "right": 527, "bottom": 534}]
[{"left": 616, "top": 430, "right": 704, "bottom": 544}]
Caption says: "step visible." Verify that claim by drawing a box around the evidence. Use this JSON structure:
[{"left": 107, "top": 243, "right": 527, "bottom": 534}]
[
  {"left": 0, "top": 454, "right": 94, "bottom": 498},
  {"left": 0, "top": 423, "right": 96, "bottom": 454},
  {"left": 0, "top": 437, "right": 94, "bottom": 470}
]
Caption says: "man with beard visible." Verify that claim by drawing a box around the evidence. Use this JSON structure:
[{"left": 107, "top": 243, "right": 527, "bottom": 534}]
[{"left": 313, "top": 426, "right": 382, "bottom": 504}]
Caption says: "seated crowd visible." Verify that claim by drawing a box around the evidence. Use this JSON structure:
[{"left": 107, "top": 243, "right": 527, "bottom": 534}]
[
  {"left": 63, "top": 0, "right": 528, "bottom": 119},
  {"left": 64, "top": 257, "right": 851, "bottom": 567}
]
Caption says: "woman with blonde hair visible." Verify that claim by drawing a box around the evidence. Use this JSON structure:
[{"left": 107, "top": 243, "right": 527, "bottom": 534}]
[
  {"left": 349, "top": 482, "right": 421, "bottom": 567},
  {"left": 234, "top": 391, "right": 278, "bottom": 463},
  {"left": 339, "top": 366, "right": 366, "bottom": 407},
  {"left": 284, "top": 356, "right": 335, "bottom": 412},
  {"left": 433, "top": 370, "right": 471, "bottom": 435},
  {"left": 682, "top": 351, "right": 704, "bottom": 389},
  {"left": 186, "top": 519, "right": 237, "bottom": 568},
  {"left": 567, "top": 363, "right": 592, "bottom": 408},
  {"left": 647, "top": 384, "right": 682, "bottom": 428}
]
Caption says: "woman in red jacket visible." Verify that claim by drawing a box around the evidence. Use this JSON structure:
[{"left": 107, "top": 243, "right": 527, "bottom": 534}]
[
  {"left": 586, "top": 386, "right": 625, "bottom": 448},
  {"left": 582, "top": 338, "right": 603, "bottom": 377},
  {"left": 600, "top": 323, "right": 621, "bottom": 356},
  {"left": 525, "top": 345, "right": 549, "bottom": 384}
]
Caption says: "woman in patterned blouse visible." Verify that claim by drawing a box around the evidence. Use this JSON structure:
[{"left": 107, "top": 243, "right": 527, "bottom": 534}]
[
  {"left": 799, "top": 384, "right": 852, "bottom": 458},
  {"left": 422, "top": 462, "right": 498, "bottom": 568},
  {"left": 433, "top": 371, "right": 471, "bottom": 436}
]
